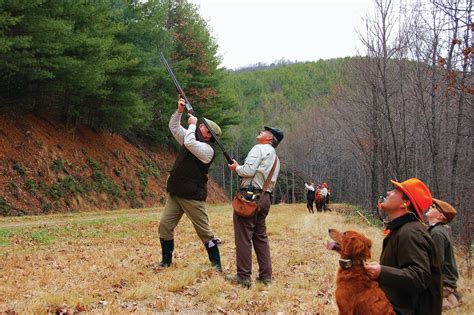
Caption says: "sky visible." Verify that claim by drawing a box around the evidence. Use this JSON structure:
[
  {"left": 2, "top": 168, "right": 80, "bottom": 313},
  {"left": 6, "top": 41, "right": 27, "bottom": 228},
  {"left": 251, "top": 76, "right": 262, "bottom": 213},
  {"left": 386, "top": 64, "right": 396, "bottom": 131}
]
[{"left": 189, "top": 0, "right": 376, "bottom": 69}]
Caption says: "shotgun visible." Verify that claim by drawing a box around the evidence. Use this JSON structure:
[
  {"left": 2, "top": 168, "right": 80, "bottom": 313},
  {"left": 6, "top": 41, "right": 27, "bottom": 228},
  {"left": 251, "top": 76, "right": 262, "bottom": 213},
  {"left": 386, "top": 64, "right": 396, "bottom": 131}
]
[{"left": 159, "top": 52, "right": 233, "bottom": 164}]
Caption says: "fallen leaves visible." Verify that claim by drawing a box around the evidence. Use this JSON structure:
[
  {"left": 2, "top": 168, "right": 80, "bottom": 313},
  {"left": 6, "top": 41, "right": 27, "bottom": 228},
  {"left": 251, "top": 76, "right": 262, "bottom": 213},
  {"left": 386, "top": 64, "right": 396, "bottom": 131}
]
[{"left": 0, "top": 204, "right": 470, "bottom": 313}]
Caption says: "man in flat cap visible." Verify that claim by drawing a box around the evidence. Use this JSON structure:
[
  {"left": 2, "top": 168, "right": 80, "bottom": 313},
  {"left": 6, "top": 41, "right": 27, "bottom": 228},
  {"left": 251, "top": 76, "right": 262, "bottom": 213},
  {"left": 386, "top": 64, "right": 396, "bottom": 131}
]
[
  {"left": 158, "top": 97, "right": 223, "bottom": 271},
  {"left": 426, "top": 198, "right": 463, "bottom": 309},
  {"left": 226, "top": 126, "right": 284, "bottom": 287}
]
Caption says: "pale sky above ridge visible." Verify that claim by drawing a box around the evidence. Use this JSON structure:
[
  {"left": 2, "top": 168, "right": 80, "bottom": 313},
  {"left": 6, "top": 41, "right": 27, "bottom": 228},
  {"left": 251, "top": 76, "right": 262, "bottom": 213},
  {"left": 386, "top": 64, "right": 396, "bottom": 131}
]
[{"left": 190, "top": 0, "right": 377, "bottom": 69}]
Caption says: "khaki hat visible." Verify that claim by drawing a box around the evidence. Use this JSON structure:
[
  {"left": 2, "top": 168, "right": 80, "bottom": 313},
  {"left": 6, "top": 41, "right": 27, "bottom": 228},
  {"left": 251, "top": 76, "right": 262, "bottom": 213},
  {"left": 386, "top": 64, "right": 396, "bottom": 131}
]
[
  {"left": 203, "top": 118, "right": 222, "bottom": 137},
  {"left": 390, "top": 178, "right": 432, "bottom": 222},
  {"left": 432, "top": 198, "right": 457, "bottom": 223}
]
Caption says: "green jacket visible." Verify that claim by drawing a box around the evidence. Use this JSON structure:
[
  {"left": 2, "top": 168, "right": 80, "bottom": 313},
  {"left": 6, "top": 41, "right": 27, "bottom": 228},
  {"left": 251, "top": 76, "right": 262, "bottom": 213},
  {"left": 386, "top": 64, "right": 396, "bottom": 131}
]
[
  {"left": 428, "top": 223, "right": 459, "bottom": 289},
  {"left": 379, "top": 214, "right": 442, "bottom": 315}
]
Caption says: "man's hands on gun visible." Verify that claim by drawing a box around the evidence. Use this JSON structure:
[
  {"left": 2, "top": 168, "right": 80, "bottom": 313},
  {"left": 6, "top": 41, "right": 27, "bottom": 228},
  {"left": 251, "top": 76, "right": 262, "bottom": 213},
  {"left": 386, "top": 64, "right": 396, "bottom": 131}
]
[
  {"left": 178, "top": 97, "right": 198, "bottom": 125},
  {"left": 187, "top": 114, "right": 197, "bottom": 126},
  {"left": 177, "top": 97, "right": 186, "bottom": 113},
  {"left": 228, "top": 159, "right": 240, "bottom": 172}
]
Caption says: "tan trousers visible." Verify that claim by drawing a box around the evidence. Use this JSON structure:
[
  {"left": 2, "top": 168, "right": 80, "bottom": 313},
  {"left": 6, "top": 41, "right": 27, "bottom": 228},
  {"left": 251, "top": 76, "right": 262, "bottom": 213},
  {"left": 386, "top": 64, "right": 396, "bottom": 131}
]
[{"left": 159, "top": 194, "right": 215, "bottom": 243}]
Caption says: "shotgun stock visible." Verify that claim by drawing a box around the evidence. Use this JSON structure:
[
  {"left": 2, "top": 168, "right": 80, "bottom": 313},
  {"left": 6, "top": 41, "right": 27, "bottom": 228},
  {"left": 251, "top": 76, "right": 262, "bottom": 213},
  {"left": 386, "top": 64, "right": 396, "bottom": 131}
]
[{"left": 159, "top": 52, "right": 233, "bottom": 164}]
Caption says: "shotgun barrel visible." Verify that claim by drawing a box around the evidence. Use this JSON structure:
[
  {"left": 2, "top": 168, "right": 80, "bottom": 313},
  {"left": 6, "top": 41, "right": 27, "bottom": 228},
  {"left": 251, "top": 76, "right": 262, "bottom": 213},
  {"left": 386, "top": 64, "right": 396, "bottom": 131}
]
[
  {"left": 202, "top": 117, "right": 233, "bottom": 164},
  {"left": 159, "top": 52, "right": 194, "bottom": 114}
]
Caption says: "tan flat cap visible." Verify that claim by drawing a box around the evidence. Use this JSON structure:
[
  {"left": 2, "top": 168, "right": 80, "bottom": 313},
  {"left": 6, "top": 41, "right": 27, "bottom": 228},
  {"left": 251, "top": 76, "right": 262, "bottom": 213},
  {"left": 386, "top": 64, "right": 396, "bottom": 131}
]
[{"left": 432, "top": 198, "right": 457, "bottom": 223}]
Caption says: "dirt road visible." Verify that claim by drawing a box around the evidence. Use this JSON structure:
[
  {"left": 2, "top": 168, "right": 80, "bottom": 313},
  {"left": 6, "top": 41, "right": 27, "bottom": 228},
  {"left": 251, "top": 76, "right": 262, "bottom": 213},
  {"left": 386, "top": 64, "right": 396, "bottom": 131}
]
[{"left": 0, "top": 207, "right": 160, "bottom": 229}]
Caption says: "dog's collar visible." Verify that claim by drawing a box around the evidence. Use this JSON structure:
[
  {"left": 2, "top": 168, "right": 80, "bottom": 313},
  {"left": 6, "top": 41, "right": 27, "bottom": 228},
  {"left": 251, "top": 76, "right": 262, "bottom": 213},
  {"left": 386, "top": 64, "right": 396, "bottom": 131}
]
[{"left": 339, "top": 258, "right": 364, "bottom": 269}]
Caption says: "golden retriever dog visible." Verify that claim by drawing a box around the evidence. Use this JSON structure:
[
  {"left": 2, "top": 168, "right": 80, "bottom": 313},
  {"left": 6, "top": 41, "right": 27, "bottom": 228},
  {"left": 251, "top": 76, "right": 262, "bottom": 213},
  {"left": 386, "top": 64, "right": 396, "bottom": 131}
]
[{"left": 327, "top": 229, "right": 395, "bottom": 315}]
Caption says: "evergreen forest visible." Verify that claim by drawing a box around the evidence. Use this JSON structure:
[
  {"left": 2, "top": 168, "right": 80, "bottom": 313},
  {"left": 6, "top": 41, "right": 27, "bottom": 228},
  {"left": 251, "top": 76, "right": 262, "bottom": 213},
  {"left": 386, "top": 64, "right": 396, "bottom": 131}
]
[{"left": 0, "top": 0, "right": 236, "bottom": 145}]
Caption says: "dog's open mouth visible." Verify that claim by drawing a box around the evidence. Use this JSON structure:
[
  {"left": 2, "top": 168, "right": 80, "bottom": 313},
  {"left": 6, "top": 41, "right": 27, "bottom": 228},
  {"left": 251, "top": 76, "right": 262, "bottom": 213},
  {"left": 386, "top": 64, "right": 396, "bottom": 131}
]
[{"left": 326, "top": 241, "right": 341, "bottom": 252}]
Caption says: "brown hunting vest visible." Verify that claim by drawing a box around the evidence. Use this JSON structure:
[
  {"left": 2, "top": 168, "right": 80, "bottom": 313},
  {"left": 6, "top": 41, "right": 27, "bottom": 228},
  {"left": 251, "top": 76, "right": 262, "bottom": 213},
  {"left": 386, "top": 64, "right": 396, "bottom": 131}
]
[{"left": 166, "top": 129, "right": 215, "bottom": 201}]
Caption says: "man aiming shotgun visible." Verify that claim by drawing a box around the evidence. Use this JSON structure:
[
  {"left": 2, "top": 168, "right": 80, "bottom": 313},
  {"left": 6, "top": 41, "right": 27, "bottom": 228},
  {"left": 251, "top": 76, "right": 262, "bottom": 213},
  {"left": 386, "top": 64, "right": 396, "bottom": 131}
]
[
  {"left": 158, "top": 53, "right": 228, "bottom": 271},
  {"left": 160, "top": 53, "right": 233, "bottom": 164}
]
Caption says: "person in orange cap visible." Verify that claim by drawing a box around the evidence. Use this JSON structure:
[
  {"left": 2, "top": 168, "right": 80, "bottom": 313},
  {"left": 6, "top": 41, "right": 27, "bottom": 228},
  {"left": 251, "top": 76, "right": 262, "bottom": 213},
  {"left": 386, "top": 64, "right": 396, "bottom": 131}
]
[
  {"left": 426, "top": 199, "right": 463, "bottom": 309},
  {"left": 315, "top": 185, "right": 322, "bottom": 212},
  {"left": 364, "top": 178, "right": 442, "bottom": 315}
]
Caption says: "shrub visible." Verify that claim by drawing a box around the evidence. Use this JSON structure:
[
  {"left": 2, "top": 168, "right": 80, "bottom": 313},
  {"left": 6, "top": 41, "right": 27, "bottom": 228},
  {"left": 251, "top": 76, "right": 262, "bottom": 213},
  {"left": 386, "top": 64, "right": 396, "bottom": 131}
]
[
  {"left": 113, "top": 168, "right": 121, "bottom": 177},
  {"left": 86, "top": 156, "right": 101, "bottom": 172},
  {"left": 140, "top": 157, "right": 160, "bottom": 179},
  {"left": 140, "top": 191, "right": 149, "bottom": 199},
  {"left": 7, "top": 181, "right": 19, "bottom": 199},
  {"left": 122, "top": 179, "right": 132, "bottom": 191},
  {"left": 38, "top": 181, "right": 48, "bottom": 190},
  {"left": 0, "top": 197, "right": 12, "bottom": 216},
  {"left": 13, "top": 161, "right": 25, "bottom": 176},
  {"left": 34, "top": 139, "right": 43, "bottom": 148},
  {"left": 49, "top": 184, "right": 66, "bottom": 200},
  {"left": 56, "top": 176, "right": 85, "bottom": 196},
  {"left": 48, "top": 176, "right": 88, "bottom": 201},
  {"left": 126, "top": 191, "right": 143, "bottom": 208},
  {"left": 51, "top": 159, "right": 65, "bottom": 173},
  {"left": 113, "top": 149, "right": 121, "bottom": 159},
  {"left": 136, "top": 169, "right": 148, "bottom": 189},
  {"left": 41, "top": 201, "right": 52, "bottom": 213},
  {"left": 97, "top": 178, "right": 121, "bottom": 198},
  {"left": 25, "top": 179, "right": 37, "bottom": 196}
]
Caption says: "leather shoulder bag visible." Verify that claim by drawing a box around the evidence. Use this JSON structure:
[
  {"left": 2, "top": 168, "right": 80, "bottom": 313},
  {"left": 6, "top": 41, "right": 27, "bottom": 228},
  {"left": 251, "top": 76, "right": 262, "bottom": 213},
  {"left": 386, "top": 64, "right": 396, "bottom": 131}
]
[{"left": 232, "top": 157, "right": 278, "bottom": 217}]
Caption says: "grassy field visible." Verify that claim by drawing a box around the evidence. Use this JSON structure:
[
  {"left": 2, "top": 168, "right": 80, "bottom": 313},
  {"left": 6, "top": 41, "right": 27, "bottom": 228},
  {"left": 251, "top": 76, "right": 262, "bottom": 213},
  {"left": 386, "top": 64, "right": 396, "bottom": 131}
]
[{"left": 0, "top": 203, "right": 472, "bottom": 314}]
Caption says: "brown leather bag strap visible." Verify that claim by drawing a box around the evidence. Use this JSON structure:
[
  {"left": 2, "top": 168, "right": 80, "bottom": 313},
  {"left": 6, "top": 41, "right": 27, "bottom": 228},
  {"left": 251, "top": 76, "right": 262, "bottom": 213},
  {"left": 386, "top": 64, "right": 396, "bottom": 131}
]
[{"left": 262, "top": 157, "right": 278, "bottom": 192}]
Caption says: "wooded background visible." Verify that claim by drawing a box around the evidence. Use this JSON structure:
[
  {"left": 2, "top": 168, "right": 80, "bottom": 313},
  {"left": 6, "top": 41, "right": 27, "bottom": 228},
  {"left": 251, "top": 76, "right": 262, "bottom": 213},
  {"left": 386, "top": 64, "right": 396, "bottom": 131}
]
[
  {"left": 0, "top": 0, "right": 472, "bottom": 264},
  {"left": 212, "top": 0, "right": 473, "bottom": 267}
]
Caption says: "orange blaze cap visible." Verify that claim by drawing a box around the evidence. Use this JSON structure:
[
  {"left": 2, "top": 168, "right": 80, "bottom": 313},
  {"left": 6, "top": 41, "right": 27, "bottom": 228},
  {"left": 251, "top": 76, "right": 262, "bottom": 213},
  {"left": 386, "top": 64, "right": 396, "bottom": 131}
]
[{"left": 390, "top": 178, "right": 432, "bottom": 222}]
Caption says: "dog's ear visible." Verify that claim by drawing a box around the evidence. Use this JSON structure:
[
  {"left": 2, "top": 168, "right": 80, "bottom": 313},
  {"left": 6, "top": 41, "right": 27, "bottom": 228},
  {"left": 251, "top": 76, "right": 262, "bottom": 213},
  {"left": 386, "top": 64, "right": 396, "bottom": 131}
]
[{"left": 364, "top": 237, "right": 372, "bottom": 259}]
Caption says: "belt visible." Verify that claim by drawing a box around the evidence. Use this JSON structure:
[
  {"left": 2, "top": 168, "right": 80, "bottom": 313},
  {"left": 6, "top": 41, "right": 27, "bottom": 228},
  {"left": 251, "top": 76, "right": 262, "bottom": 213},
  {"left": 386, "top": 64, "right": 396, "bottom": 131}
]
[
  {"left": 240, "top": 187, "right": 263, "bottom": 201},
  {"left": 240, "top": 188, "right": 263, "bottom": 193}
]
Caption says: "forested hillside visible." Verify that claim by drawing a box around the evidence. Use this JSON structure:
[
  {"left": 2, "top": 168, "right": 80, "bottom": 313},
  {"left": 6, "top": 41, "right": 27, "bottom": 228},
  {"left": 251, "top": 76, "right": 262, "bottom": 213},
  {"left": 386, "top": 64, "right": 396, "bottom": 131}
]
[
  {"left": 0, "top": 0, "right": 234, "bottom": 215},
  {"left": 225, "top": 59, "right": 347, "bottom": 150},
  {"left": 211, "top": 1, "right": 473, "bottom": 261},
  {"left": 208, "top": 58, "right": 348, "bottom": 201},
  {"left": 0, "top": 113, "right": 227, "bottom": 215}
]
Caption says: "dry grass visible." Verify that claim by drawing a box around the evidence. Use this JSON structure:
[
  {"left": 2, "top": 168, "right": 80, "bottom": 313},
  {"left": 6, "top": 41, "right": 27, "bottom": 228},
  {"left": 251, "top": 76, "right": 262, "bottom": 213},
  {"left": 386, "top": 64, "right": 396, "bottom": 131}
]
[{"left": 0, "top": 203, "right": 472, "bottom": 314}]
